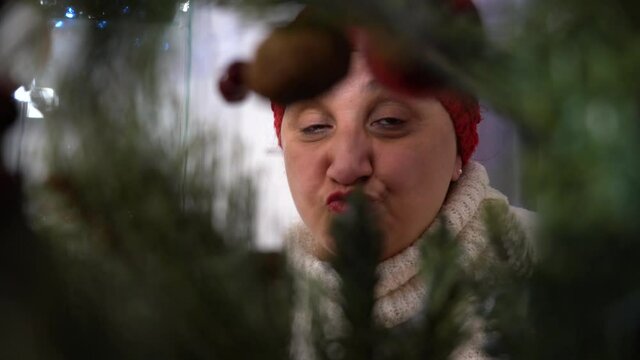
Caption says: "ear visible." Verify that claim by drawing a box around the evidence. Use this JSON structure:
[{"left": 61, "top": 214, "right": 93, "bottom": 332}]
[{"left": 451, "top": 155, "right": 463, "bottom": 182}]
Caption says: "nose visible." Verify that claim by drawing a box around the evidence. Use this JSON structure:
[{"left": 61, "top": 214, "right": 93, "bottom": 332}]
[{"left": 326, "top": 125, "right": 373, "bottom": 186}]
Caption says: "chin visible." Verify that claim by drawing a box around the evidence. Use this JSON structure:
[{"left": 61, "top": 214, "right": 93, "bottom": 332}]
[
  {"left": 312, "top": 237, "right": 335, "bottom": 261},
  {"left": 380, "top": 226, "right": 423, "bottom": 260},
  {"left": 306, "top": 227, "right": 335, "bottom": 261}
]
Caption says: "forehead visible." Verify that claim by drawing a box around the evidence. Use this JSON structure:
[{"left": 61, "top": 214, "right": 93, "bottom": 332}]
[
  {"left": 284, "top": 51, "right": 441, "bottom": 117},
  {"left": 314, "top": 52, "right": 379, "bottom": 105}
]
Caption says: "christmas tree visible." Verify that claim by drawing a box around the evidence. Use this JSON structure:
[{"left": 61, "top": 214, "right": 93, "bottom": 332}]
[{"left": 2, "top": 0, "right": 640, "bottom": 359}]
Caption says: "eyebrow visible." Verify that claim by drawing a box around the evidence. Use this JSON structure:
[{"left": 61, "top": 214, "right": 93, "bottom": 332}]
[
  {"left": 283, "top": 99, "right": 326, "bottom": 127},
  {"left": 288, "top": 99, "right": 323, "bottom": 114},
  {"left": 363, "top": 79, "right": 405, "bottom": 101},
  {"left": 363, "top": 79, "right": 411, "bottom": 104},
  {"left": 289, "top": 79, "right": 392, "bottom": 117},
  {"left": 364, "top": 79, "right": 384, "bottom": 93}
]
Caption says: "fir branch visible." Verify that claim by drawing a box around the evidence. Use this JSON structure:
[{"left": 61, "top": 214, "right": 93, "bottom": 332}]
[
  {"left": 330, "top": 188, "right": 382, "bottom": 360},
  {"left": 419, "top": 220, "right": 473, "bottom": 360}
]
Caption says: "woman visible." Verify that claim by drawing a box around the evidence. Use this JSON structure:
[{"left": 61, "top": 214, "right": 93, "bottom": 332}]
[
  {"left": 206, "top": 1, "right": 539, "bottom": 357},
  {"left": 271, "top": 45, "right": 534, "bottom": 360}
]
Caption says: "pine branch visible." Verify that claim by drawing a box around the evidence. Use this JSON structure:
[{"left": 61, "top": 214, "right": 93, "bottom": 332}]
[
  {"left": 330, "top": 188, "right": 382, "bottom": 360},
  {"left": 419, "top": 220, "right": 473, "bottom": 360}
]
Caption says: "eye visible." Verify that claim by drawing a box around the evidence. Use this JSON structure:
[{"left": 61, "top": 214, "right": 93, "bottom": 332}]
[
  {"left": 371, "top": 117, "right": 406, "bottom": 129},
  {"left": 299, "top": 124, "right": 330, "bottom": 142},
  {"left": 294, "top": 108, "right": 331, "bottom": 140},
  {"left": 301, "top": 124, "right": 330, "bottom": 134},
  {"left": 367, "top": 101, "right": 414, "bottom": 136}
]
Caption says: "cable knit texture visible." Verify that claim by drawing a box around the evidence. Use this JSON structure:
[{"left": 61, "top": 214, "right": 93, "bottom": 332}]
[{"left": 286, "top": 161, "right": 535, "bottom": 359}]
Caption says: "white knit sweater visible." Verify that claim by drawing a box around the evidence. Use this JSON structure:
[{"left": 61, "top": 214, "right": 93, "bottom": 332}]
[{"left": 286, "top": 161, "right": 535, "bottom": 359}]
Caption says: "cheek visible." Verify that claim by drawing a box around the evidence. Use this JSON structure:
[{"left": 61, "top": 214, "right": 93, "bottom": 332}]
[
  {"left": 281, "top": 124, "right": 326, "bottom": 226},
  {"left": 377, "top": 139, "right": 456, "bottom": 193},
  {"left": 283, "top": 144, "right": 324, "bottom": 208}
]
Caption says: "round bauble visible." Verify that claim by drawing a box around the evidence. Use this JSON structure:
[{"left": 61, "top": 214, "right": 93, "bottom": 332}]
[
  {"left": 246, "top": 25, "right": 351, "bottom": 104},
  {"left": 218, "top": 61, "right": 249, "bottom": 103},
  {"left": 360, "top": 29, "right": 450, "bottom": 97}
]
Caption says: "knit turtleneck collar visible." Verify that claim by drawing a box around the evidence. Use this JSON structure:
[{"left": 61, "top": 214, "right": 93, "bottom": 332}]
[{"left": 287, "top": 161, "right": 505, "bottom": 327}]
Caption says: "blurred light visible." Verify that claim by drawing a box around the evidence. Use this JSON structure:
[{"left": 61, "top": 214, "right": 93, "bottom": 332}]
[
  {"left": 65, "top": 7, "right": 76, "bottom": 19},
  {"left": 134, "top": 37, "right": 141, "bottom": 47},
  {"left": 54, "top": 20, "right": 64, "bottom": 28},
  {"left": 13, "top": 86, "right": 43, "bottom": 119},
  {"left": 13, "top": 84, "right": 57, "bottom": 119},
  {"left": 40, "top": 0, "right": 57, "bottom": 5},
  {"left": 97, "top": 20, "right": 108, "bottom": 29},
  {"left": 27, "top": 105, "right": 44, "bottom": 119},
  {"left": 122, "top": 6, "right": 130, "bottom": 14},
  {"left": 163, "top": 42, "right": 170, "bottom": 51},
  {"left": 14, "top": 86, "right": 30, "bottom": 102},
  {"left": 180, "top": 1, "right": 190, "bottom": 12},
  {"left": 31, "top": 87, "right": 58, "bottom": 108}
]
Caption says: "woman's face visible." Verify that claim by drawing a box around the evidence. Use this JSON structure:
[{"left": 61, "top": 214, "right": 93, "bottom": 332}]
[{"left": 281, "top": 54, "right": 461, "bottom": 260}]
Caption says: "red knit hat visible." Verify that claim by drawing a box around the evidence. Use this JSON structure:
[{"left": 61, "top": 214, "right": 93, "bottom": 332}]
[{"left": 271, "top": 90, "right": 480, "bottom": 165}]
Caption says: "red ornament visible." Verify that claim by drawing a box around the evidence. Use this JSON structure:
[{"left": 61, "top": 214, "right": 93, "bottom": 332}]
[
  {"left": 450, "top": 0, "right": 476, "bottom": 12},
  {"left": 365, "top": 51, "right": 444, "bottom": 97},
  {"left": 359, "top": 29, "right": 447, "bottom": 97},
  {"left": 218, "top": 61, "right": 249, "bottom": 103}
]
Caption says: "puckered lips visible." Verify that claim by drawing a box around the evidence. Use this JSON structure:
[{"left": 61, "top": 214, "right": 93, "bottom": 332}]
[{"left": 326, "top": 191, "right": 350, "bottom": 214}]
